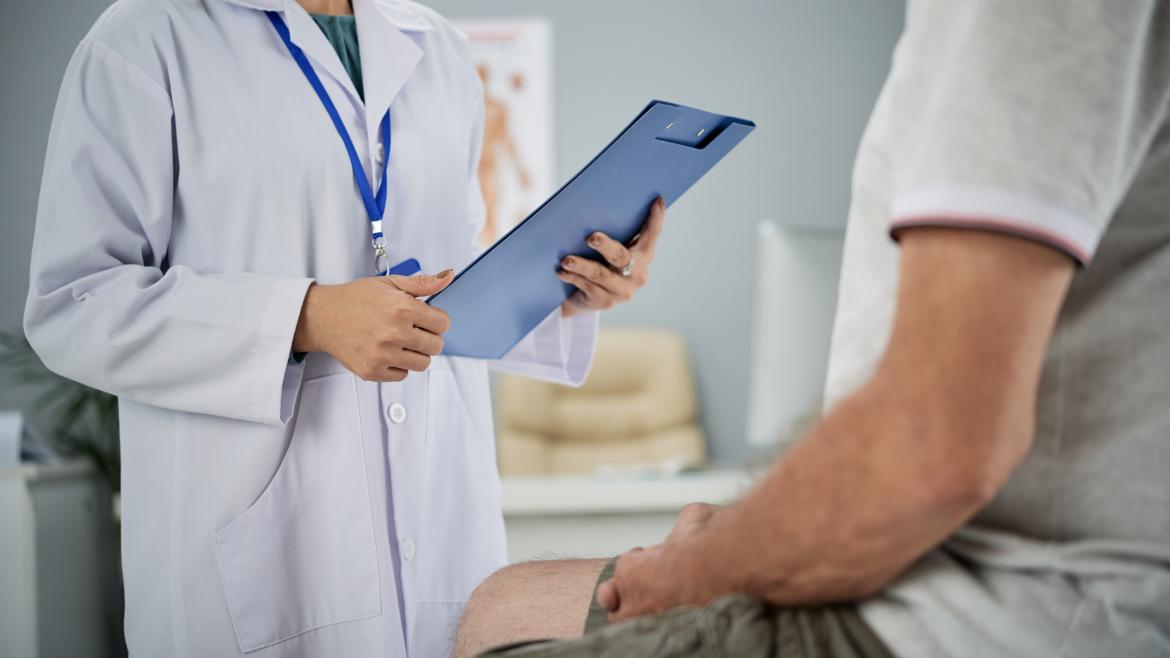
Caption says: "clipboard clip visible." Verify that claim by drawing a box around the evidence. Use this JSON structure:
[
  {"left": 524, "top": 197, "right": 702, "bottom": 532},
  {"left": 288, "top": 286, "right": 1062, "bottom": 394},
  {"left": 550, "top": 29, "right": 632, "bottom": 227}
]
[{"left": 655, "top": 115, "right": 735, "bottom": 150}]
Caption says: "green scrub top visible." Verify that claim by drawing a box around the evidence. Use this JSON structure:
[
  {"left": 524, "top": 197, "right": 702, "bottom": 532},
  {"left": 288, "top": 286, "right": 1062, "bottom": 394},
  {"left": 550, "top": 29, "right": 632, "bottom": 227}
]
[{"left": 310, "top": 13, "right": 364, "bottom": 101}]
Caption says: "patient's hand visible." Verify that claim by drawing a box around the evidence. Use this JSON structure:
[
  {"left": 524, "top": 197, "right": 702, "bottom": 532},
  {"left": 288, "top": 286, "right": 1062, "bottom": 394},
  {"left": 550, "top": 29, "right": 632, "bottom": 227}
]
[
  {"left": 665, "top": 502, "right": 721, "bottom": 541},
  {"left": 595, "top": 503, "right": 728, "bottom": 623}
]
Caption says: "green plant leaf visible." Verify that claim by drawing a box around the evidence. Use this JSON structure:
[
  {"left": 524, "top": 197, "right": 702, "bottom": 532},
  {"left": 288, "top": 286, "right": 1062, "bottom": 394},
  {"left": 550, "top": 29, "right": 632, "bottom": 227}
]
[{"left": 0, "top": 327, "right": 122, "bottom": 492}]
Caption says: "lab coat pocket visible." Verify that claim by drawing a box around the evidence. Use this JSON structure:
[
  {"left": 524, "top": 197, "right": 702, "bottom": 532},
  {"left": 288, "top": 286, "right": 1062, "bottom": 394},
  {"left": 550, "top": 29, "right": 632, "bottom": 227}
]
[
  {"left": 214, "top": 373, "right": 381, "bottom": 653},
  {"left": 412, "top": 602, "right": 466, "bottom": 658}
]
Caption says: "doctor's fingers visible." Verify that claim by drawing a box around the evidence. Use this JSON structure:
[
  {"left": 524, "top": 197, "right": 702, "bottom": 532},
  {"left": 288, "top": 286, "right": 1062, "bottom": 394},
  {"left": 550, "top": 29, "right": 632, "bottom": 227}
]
[
  {"left": 384, "top": 269, "right": 455, "bottom": 297},
  {"left": 404, "top": 327, "right": 445, "bottom": 356},
  {"left": 405, "top": 300, "right": 451, "bottom": 335},
  {"left": 586, "top": 232, "right": 634, "bottom": 271},
  {"left": 561, "top": 256, "right": 636, "bottom": 296},
  {"left": 359, "top": 351, "right": 427, "bottom": 382},
  {"left": 557, "top": 270, "right": 611, "bottom": 308},
  {"left": 388, "top": 348, "right": 432, "bottom": 373},
  {"left": 631, "top": 197, "right": 667, "bottom": 257},
  {"left": 359, "top": 366, "right": 410, "bottom": 383}
]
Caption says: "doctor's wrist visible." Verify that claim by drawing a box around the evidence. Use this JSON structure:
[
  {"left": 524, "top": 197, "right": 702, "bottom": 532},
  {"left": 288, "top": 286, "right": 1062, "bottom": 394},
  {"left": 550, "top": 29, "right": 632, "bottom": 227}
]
[{"left": 292, "top": 283, "right": 329, "bottom": 354}]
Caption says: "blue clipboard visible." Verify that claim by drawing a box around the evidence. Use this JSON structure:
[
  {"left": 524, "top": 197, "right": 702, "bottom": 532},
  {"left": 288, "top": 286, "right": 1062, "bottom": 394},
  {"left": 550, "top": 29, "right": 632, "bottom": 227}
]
[{"left": 429, "top": 100, "right": 756, "bottom": 358}]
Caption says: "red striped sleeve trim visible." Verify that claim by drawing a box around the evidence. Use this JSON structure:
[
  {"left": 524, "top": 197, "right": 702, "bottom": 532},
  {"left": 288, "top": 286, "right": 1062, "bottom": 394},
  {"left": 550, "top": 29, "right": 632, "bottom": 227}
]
[{"left": 890, "top": 214, "right": 1093, "bottom": 265}]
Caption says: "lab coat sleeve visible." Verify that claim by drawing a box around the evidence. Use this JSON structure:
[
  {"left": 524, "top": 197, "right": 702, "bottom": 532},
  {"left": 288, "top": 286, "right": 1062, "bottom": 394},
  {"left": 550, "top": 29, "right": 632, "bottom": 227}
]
[
  {"left": 461, "top": 77, "right": 598, "bottom": 386},
  {"left": 23, "top": 39, "right": 311, "bottom": 426},
  {"left": 487, "top": 307, "right": 599, "bottom": 386}
]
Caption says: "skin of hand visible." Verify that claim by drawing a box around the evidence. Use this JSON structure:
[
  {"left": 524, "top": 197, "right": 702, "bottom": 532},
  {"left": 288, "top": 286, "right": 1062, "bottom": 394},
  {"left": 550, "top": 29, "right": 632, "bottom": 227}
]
[
  {"left": 594, "top": 228, "right": 1076, "bottom": 623},
  {"left": 292, "top": 270, "right": 454, "bottom": 382},
  {"left": 595, "top": 503, "right": 722, "bottom": 615},
  {"left": 559, "top": 197, "right": 667, "bottom": 318}
]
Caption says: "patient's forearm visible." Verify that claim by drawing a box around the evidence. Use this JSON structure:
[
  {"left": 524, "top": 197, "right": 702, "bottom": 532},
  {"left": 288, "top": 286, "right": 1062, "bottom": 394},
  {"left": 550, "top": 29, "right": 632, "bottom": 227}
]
[
  {"left": 591, "top": 231, "right": 1072, "bottom": 623},
  {"left": 697, "top": 382, "right": 1009, "bottom": 605},
  {"left": 690, "top": 229, "right": 1074, "bottom": 605}
]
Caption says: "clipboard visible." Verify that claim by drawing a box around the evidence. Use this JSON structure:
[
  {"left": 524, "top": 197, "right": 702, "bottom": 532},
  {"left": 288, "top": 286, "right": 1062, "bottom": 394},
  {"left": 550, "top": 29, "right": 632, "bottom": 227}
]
[{"left": 428, "top": 100, "right": 756, "bottom": 358}]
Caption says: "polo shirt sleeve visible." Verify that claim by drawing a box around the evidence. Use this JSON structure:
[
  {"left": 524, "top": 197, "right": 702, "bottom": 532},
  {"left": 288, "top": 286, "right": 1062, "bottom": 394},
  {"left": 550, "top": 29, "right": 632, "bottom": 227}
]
[{"left": 888, "top": 0, "right": 1170, "bottom": 265}]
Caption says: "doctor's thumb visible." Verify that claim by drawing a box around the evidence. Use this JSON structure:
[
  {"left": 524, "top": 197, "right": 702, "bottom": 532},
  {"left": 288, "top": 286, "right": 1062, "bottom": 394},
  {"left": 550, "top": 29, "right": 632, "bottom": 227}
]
[{"left": 385, "top": 269, "right": 455, "bottom": 297}]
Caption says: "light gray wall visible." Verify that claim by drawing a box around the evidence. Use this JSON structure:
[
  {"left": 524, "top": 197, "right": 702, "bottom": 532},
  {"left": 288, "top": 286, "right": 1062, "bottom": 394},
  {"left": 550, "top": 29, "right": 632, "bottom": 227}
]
[
  {"left": 434, "top": 0, "right": 904, "bottom": 462},
  {"left": 1, "top": 0, "right": 119, "bottom": 413},
  {"left": 0, "top": 0, "right": 905, "bottom": 463}
]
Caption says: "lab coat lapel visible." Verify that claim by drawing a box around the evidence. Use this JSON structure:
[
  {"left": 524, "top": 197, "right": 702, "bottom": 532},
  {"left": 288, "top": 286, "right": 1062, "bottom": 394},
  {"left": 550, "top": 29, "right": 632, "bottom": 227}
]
[
  {"left": 280, "top": 2, "right": 365, "bottom": 109},
  {"left": 354, "top": 0, "right": 424, "bottom": 140}
]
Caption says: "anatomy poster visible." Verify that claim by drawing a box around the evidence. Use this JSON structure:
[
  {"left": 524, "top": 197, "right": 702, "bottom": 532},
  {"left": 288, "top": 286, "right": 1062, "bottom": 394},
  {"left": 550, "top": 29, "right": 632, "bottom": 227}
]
[{"left": 455, "top": 18, "right": 554, "bottom": 247}]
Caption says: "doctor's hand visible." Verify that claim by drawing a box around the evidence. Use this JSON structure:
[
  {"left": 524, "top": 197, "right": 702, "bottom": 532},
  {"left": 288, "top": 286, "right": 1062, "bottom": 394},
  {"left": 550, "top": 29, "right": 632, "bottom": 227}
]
[
  {"left": 292, "top": 271, "right": 453, "bottom": 382},
  {"left": 559, "top": 197, "right": 666, "bottom": 318}
]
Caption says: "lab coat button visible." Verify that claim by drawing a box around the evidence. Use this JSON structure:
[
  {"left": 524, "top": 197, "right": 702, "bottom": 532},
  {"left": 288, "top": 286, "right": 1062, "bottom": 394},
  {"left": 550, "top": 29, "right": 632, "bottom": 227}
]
[
  {"left": 388, "top": 403, "right": 407, "bottom": 424},
  {"left": 402, "top": 537, "right": 416, "bottom": 561},
  {"left": 374, "top": 143, "right": 385, "bottom": 164}
]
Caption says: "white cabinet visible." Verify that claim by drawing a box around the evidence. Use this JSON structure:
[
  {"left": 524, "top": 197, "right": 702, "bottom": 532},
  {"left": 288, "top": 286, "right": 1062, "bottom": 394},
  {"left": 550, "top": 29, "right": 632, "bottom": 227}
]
[
  {"left": 501, "top": 469, "right": 754, "bottom": 563},
  {"left": 0, "top": 461, "right": 122, "bottom": 658}
]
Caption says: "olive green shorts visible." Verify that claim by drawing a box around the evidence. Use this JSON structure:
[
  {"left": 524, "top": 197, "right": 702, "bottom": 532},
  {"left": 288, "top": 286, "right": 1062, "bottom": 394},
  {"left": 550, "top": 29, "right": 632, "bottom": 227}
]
[{"left": 477, "top": 560, "right": 894, "bottom": 658}]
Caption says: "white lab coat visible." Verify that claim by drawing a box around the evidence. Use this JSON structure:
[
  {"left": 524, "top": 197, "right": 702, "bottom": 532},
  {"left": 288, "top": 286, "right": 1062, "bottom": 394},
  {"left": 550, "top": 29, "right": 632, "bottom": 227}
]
[{"left": 23, "top": 0, "right": 597, "bottom": 656}]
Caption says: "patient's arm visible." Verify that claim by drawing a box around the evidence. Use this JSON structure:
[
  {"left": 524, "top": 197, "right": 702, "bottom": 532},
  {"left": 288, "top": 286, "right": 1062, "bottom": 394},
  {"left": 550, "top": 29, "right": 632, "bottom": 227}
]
[
  {"left": 454, "top": 227, "right": 1075, "bottom": 654},
  {"left": 598, "top": 227, "right": 1075, "bottom": 619}
]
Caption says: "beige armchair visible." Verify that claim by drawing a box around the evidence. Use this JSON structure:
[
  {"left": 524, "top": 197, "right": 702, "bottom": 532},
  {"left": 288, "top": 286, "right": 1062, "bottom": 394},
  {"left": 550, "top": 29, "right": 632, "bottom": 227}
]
[{"left": 496, "top": 328, "right": 707, "bottom": 476}]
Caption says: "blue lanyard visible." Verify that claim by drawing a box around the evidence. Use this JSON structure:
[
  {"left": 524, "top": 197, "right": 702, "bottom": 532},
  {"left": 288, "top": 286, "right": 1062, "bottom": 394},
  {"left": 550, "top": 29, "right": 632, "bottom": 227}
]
[{"left": 267, "top": 11, "right": 420, "bottom": 277}]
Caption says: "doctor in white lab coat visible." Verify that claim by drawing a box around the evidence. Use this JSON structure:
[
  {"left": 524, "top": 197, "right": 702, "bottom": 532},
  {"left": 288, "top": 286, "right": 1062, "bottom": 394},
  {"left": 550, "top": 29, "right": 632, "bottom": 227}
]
[{"left": 22, "top": 0, "right": 667, "bottom": 655}]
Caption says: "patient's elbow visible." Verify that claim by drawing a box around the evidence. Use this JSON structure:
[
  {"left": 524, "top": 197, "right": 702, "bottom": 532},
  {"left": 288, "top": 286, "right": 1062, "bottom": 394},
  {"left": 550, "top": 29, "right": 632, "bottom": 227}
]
[
  {"left": 921, "top": 425, "right": 1032, "bottom": 512},
  {"left": 932, "top": 464, "right": 1001, "bottom": 510}
]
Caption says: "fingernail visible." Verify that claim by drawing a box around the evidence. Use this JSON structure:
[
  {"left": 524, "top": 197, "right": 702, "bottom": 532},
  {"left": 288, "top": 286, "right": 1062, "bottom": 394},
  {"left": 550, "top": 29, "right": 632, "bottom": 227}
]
[
  {"left": 589, "top": 234, "right": 602, "bottom": 246},
  {"left": 437, "top": 269, "right": 453, "bottom": 279},
  {"left": 656, "top": 197, "right": 666, "bottom": 210},
  {"left": 563, "top": 257, "right": 576, "bottom": 269}
]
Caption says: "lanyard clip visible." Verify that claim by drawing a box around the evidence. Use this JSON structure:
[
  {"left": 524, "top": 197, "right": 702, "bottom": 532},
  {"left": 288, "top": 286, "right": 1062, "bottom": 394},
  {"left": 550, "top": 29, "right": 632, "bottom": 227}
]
[{"left": 372, "top": 235, "right": 390, "bottom": 276}]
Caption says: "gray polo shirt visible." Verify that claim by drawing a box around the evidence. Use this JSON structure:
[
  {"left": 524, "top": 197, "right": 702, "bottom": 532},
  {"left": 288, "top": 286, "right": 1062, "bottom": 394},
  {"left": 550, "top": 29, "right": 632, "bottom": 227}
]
[{"left": 825, "top": 1, "right": 1170, "bottom": 656}]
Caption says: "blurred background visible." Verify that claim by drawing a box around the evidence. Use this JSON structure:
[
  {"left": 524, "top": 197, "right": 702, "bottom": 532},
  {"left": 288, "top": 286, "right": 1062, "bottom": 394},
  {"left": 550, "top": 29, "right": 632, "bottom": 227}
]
[{"left": 0, "top": 1, "right": 903, "bottom": 656}]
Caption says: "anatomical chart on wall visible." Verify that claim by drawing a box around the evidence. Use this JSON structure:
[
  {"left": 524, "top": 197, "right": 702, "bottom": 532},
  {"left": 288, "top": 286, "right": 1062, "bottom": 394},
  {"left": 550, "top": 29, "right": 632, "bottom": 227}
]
[{"left": 454, "top": 18, "right": 554, "bottom": 247}]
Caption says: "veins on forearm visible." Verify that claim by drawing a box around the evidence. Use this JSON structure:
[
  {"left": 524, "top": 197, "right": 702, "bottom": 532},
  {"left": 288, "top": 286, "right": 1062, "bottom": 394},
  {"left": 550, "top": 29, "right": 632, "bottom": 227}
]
[{"left": 692, "top": 388, "right": 992, "bottom": 606}]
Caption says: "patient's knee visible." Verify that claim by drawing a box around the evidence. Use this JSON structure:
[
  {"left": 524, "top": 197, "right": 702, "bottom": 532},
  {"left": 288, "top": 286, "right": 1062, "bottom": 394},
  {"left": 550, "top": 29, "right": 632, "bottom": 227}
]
[
  {"left": 464, "top": 562, "right": 534, "bottom": 620},
  {"left": 454, "top": 559, "right": 607, "bottom": 658}
]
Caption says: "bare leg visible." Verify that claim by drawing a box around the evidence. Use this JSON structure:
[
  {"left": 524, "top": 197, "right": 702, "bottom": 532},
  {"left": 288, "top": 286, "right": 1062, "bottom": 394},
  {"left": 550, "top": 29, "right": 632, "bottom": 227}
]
[{"left": 453, "top": 559, "right": 608, "bottom": 658}]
